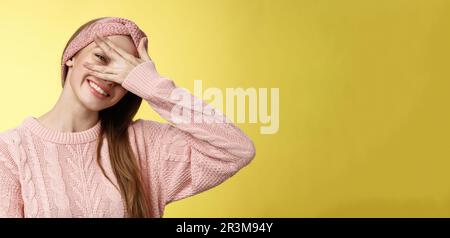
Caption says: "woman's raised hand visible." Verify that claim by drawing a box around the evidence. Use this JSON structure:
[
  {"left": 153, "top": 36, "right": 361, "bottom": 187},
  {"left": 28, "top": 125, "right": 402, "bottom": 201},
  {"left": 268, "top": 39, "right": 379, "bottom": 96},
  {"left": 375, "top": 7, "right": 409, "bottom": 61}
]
[{"left": 83, "top": 33, "right": 152, "bottom": 84}]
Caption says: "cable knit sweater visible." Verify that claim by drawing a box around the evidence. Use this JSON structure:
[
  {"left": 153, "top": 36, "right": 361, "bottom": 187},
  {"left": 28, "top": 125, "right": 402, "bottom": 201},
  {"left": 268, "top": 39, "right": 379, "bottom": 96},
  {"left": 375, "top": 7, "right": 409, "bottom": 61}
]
[{"left": 0, "top": 61, "right": 256, "bottom": 218}]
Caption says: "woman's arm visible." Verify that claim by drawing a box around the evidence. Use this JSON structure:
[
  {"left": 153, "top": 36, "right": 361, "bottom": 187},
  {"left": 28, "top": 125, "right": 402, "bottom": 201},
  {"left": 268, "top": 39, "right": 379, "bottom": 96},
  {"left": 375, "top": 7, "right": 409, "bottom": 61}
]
[{"left": 123, "top": 61, "right": 256, "bottom": 204}]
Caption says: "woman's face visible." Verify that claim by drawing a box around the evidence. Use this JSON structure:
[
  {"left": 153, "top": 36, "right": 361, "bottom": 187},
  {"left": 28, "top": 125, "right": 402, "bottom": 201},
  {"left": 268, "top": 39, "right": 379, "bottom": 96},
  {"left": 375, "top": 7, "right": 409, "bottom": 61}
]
[{"left": 65, "top": 35, "right": 139, "bottom": 112}]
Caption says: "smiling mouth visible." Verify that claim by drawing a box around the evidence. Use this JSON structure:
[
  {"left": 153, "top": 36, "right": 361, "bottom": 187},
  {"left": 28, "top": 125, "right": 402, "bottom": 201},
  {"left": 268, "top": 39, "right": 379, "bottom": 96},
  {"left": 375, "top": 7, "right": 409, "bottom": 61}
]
[{"left": 87, "top": 79, "right": 110, "bottom": 97}]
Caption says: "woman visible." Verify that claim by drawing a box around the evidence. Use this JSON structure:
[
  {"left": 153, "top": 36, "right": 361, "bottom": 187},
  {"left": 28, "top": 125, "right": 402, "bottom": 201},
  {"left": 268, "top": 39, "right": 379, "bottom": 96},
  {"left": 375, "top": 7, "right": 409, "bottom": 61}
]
[{"left": 0, "top": 17, "right": 255, "bottom": 218}]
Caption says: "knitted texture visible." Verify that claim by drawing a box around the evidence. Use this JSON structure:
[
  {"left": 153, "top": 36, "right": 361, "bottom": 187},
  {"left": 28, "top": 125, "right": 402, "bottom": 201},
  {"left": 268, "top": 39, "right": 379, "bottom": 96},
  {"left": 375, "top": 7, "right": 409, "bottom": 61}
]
[
  {"left": 0, "top": 61, "right": 255, "bottom": 218},
  {"left": 61, "top": 17, "right": 147, "bottom": 86}
]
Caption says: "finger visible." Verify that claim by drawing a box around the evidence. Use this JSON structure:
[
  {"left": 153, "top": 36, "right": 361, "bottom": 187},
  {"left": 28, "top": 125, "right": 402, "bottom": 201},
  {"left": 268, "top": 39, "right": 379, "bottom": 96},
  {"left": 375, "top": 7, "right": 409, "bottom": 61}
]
[
  {"left": 84, "top": 63, "right": 120, "bottom": 74},
  {"left": 138, "top": 37, "right": 151, "bottom": 61},
  {"left": 94, "top": 34, "right": 120, "bottom": 60},
  {"left": 87, "top": 69, "right": 119, "bottom": 83},
  {"left": 101, "top": 36, "right": 137, "bottom": 63}
]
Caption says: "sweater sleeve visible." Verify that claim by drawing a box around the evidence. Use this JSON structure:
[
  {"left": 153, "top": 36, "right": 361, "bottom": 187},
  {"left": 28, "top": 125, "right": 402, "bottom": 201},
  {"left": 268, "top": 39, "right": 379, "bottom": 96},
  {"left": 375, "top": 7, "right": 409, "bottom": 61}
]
[
  {"left": 0, "top": 142, "right": 24, "bottom": 218},
  {"left": 122, "top": 61, "right": 256, "bottom": 204}
]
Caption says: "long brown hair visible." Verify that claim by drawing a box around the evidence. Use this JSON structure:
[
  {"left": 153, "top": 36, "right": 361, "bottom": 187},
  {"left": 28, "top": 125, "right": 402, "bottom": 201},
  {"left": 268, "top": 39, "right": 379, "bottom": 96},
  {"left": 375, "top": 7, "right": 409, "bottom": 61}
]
[{"left": 61, "top": 18, "right": 151, "bottom": 217}]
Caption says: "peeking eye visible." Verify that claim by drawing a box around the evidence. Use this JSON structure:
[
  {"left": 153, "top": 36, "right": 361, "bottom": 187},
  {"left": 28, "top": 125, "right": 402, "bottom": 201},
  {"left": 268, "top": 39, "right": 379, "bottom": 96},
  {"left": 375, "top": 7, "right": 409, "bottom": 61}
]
[{"left": 94, "top": 53, "right": 107, "bottom": 62}]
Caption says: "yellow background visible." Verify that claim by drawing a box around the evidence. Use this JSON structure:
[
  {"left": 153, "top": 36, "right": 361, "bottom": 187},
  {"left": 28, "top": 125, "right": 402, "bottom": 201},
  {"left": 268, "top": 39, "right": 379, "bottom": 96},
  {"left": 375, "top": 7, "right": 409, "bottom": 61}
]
[{"left": 0, "top": 0, "right": 449, "bottom": 217}]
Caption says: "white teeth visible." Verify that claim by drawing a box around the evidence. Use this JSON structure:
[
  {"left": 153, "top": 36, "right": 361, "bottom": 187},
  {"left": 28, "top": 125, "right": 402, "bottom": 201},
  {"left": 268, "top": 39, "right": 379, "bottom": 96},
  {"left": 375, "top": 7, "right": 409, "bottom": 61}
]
[{"left": 88, "top": 81, "right": 108, "bottom": 96}]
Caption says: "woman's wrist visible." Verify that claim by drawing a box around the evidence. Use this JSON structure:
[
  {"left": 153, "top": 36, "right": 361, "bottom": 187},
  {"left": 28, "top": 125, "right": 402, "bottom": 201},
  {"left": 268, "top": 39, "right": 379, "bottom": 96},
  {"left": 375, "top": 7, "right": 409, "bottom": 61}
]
[{"left": 122, "top": 61, "right": 174, "bottom": 100}]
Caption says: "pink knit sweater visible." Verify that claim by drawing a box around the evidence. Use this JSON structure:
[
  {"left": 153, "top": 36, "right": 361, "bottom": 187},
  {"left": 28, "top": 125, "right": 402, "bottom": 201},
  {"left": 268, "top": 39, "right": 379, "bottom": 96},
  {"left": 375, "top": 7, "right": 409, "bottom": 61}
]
[{"left": 0, "top": 61, "right": 255, "bottom": 218}]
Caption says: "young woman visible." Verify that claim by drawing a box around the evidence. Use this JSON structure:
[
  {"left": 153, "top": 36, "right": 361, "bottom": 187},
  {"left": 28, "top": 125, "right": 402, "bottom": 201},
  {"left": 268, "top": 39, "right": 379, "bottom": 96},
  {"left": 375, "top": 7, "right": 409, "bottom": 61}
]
[{"left": 0, "top": 17, "right": 255, "bottom": 218}]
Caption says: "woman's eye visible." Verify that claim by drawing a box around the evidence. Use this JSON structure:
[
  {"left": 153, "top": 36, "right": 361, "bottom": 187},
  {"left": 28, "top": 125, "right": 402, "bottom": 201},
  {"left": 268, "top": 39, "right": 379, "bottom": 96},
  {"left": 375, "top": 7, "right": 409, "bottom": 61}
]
[{"left": 94, "top": 53, "right": 107, "bottom": 62}]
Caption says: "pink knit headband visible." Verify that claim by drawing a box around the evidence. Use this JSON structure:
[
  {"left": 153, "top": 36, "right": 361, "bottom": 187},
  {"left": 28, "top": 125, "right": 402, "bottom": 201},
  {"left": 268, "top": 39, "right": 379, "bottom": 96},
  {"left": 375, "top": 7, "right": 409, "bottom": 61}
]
[{"left": 61, "top": 17, "right": 147, "bottom": 86}]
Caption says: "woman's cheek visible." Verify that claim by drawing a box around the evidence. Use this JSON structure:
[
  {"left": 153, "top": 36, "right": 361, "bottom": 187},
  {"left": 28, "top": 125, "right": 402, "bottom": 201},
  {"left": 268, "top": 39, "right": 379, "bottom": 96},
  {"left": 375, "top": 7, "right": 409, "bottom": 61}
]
[
  {"left": 112, "top": 87, "right": 128, "bottom": 101},
  {"left": 75, "top": 60, "right": 90, "bottom": 75},
  {"left": 117, "top": 86, "right": 128, "bottom": 97}
]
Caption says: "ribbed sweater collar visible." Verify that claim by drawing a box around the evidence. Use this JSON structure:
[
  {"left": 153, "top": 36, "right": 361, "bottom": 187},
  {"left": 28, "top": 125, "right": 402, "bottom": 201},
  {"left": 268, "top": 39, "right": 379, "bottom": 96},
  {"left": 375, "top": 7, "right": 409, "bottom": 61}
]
[{"left": 21, "top": 116, "right": 101, "bottom": 144}]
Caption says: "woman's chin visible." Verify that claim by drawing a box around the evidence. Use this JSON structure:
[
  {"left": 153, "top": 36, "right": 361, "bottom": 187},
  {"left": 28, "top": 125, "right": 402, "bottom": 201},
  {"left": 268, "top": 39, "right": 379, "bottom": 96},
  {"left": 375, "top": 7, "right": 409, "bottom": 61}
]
[
  {"left": 79, "top": 94, "right": 110, "bottom": 112},
  {"left": 83, "top": 102, "right": 106, "bottom": 112}
]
